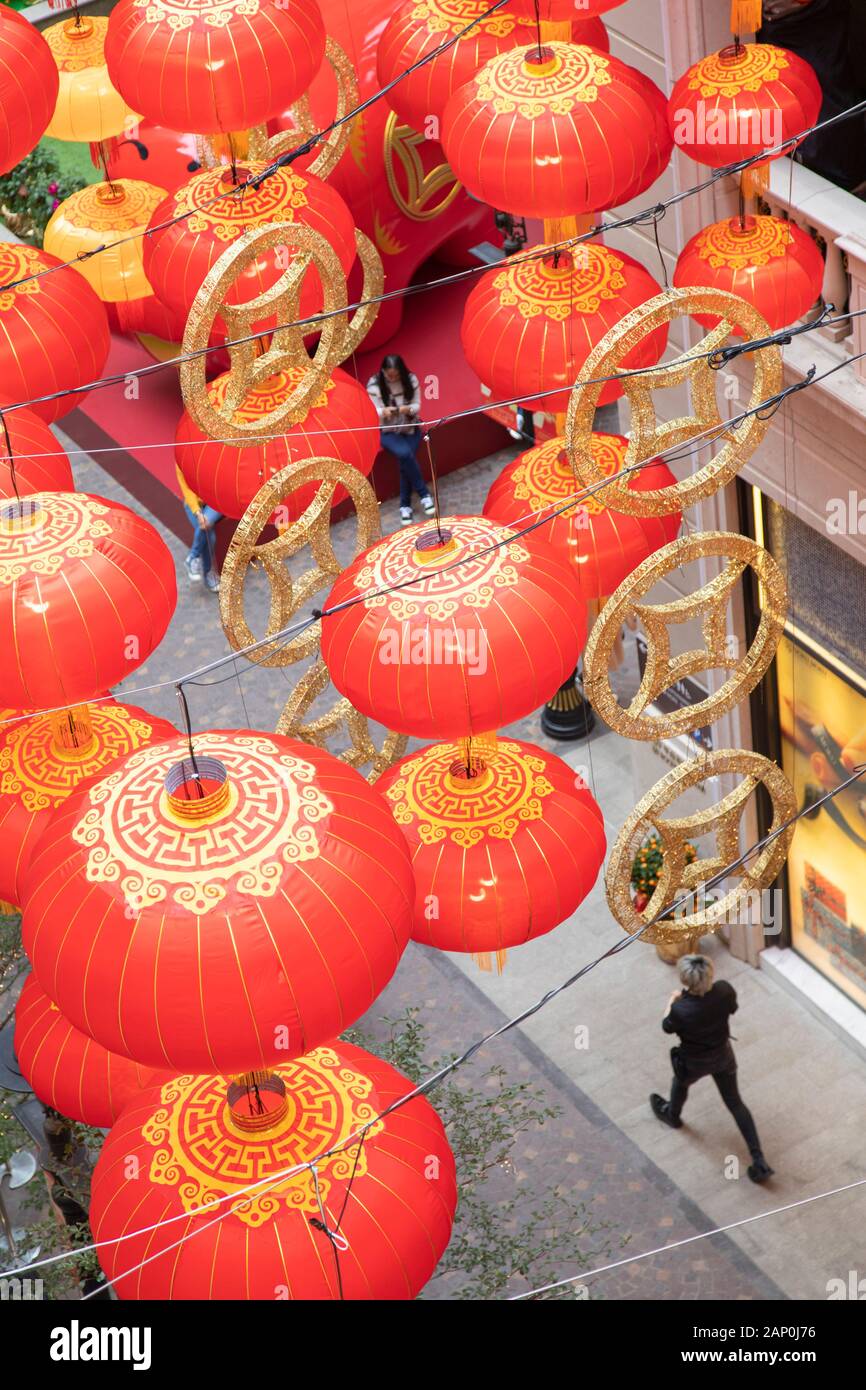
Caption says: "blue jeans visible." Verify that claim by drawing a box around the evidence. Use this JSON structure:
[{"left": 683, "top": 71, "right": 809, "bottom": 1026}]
[
  {"left": 381, "top": 429, "right": 430, "bottom": 507},
  {"left": 185, "top": 503, "right": 222, "bottom": 575}
]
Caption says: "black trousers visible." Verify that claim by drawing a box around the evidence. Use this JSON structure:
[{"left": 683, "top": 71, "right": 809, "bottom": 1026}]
[{"left": 669, "top": 1058, "right": 764, "bottom": 1160}]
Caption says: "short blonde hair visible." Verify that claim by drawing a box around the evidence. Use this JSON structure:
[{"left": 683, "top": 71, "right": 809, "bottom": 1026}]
[{"left": 678, "top": 954, "right": 714, "bottom": 996}]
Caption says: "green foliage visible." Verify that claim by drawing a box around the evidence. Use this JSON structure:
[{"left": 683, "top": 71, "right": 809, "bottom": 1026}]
[
  {"left": 631, "top": 835, "right": 697, "bottom": 899},
  {"left": 0, "top": 144, "right": 88, "bottom": 243}
]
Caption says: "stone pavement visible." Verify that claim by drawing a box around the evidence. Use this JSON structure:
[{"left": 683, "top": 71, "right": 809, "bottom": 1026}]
[{"left": 59, "top": 425, "right": 866, "bottom": 1301}]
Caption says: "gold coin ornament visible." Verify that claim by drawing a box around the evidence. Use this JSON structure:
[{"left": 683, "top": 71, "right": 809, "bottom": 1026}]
[
  {"left": 564, "top": 286, "right": 783, "bottom": 516},
  {"left": 584, "top": 532, "right": 787, "bottom": 741},
  {"left": 219, "top": 455, "right": 407, "bottom": 780},
  {"left": 606, "top": 749, "right": 797, "bottom": 944},
  {"left": 180, "top": 221, "right": 383, "bottom": 440},
  {"left": 248, "top": 38, "right": 360, "bottom": 183}
]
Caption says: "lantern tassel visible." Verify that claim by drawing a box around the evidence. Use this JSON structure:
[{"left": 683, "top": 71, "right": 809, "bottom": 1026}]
[
  {"left": 472, "top": 949, "right": 508, "bottom": 974},
  {"left": 741, "top": 162, "right": 770, "bottom": 200},
  {"left": 730, "top": 0, "right": 763, "bottom": 36}
]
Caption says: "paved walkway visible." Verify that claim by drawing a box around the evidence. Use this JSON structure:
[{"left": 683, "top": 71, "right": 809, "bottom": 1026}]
[{"left": 60, "top": 426, "right": 866, "bottom": 1301}]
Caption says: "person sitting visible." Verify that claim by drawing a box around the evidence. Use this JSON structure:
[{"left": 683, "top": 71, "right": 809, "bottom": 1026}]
[
  {"left": 176, "top": 464, "right": 222, "bottom": 594},
  {"left": 367, "top": 354, "right": 435, "bottom": 526}
]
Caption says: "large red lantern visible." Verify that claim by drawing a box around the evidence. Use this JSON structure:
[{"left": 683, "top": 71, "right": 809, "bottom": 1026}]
[
  {"left": 14, "top": 975, "right": 165, "bottom": 1129},
  {"left": 22, "top": 731, "right": 414, "bottom": 1073},
  {"left": 441, "top": 41, "right": 666, "bottom": 218},
  {"left": 321, "top": 515, "right": 587, "bottom": 740},
  {"left": 509, "top": 0, "right": 625, "bottom": 15},
  {"left": 0, "top": 491, "right": 176, "bottom": 710},
  {"left": 91, "top": 1044, "right": 456, "bottom": 1300},
  {"left": 377, "top": 0, "right": 609, "bottom": 134},
  {"left": 0, "top": 7, "right": 59, "bottom": 176},
  {"left": 175, "top": 365, "right": 379, "bottom": 520},
  {"left": 483, "top": 433, "right": 681, "bottom": 601},
  {"left": 461, "top": 243, "right": 667, "bottom": 412},
  {"left": 0, "top": 244, "right": 110, "bottom": 424},
  {"left": 673, "top": 214, "right": 824, "bottom": 332},
  {"left": 0, "top": 409, "right": 74, "bottom": 500},
  {"left": 143, "top": 163, "right": 356, "bottom": 330},
  {"left": 105, "top": 0, "right": 326, "bottom": 137},
  {"left": 668, "top": 43, "right": 821, "bottom": 190},
  {"left": 377, "top": 736, "right": 606, "bottom": 960},
  {"left": 0, "top": 700, "right": 176, "bottom": 908}
]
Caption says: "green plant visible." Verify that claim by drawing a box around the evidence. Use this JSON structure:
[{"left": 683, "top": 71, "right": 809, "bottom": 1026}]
[
  {"left": 0, "top": 144, "right": 87, "bottom": 242},
  {"left": 631, "top": 835, "right": 697, "bottom": 903}
]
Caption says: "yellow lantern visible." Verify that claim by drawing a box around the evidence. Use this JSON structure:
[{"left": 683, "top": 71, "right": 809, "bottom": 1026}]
[
  {"left": 44, "top": 13, "right": 139, "bottom": 147},
  {"left": 43, "top": 179, "right": 166, "bottom": 303}
]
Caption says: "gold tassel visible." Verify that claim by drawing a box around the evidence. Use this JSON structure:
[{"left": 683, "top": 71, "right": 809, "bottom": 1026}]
[
  {"left": 741, "top": 161, "right": 770, "bottom": 200},
  {"left": 472, "top": 949, "right": 508, "bottom": 974},
  {"left": 730, "top": 0, "right": 763, "bottom": 35},
  {"left": 542, "top": 212, "right": 595, "bottom": 249},
  {"left": 456, "top": 731, "right": 498, "bottom": 773},
  {"left": 539, "top": 19, "right": 572, "bottom": 42}
]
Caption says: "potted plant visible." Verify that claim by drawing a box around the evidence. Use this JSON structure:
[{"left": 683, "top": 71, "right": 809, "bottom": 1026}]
[{"left": 631, "top": 836, "right": 704, "bottom": 964}]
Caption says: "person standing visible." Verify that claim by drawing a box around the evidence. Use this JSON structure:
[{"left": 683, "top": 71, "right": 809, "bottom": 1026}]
[
  {"left": 176, "top": 464, "right": 222, "bottom": 594},
  {"left": 367, "top": 354, "right": 436, "bottom": 525},
  {"left": 650, "top": 954, "right": 774, "bottom": 1184}
]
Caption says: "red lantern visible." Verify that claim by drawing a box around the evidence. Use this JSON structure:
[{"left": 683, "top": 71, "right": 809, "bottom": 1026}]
[
  {"left": 91, "top": 1043, "right": 456, "bottom": 1300},
  {"left": 377, "top": 736, "right": 606, "bottom": 959},
  {"left": 14, "top": 975, "right": 165, "bottom": 1129},
  {"left": 461, "top": 243, "right": 667, "bottom": 412},
  {"left": 668, "top": 43, "right": 821, "bottom": 190},
  {"left": 175, "top": 365, "right": 379, "bottom": 520},
  {"left": 0, "top": 409, "right": 74, "bottom": 500},
  {"left": 509, "top": 0, "right": 625, "bottom": 15},
  {"left": 673, "top": 214, "right": 824, "bottom": 332},
  {"left": 377, "top": 0, "right": 609, "bottom": 134},
  {"left": 105, "top": 0, "right": 326, "bottom": 137},
  {"left": 441, "top": 41, "right": 667, "bottom": 218},
  {"left": 0, "top": 244, "right": 110, "bottom": 424},
  {"left": 22, "top": 731, "right": 414, "bottom": 1073},
  {"left": 611, "top": 62, "right": 673, "bottom": 203},
  {"left": 321, "top": 515, "right": 587, "bottom": 741},
  {"left": 483, "top": 433, "right": 681, "bottom": 601},
  {"left": 143, "top": 162, "right": 356, "bottom": 331},
  {"left": 0, "top": 7, "right": 59, "bottom": 176},
  {"left": 0, "top": 491, "right": 176, "bottom": 709},
  {"left": 0, "top": 699, "right": 177, "bottom": 908}
]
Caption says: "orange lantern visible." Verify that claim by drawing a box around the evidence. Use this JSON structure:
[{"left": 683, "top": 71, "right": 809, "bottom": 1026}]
[
  {"left": 0, "top": 408, "right": 74, "bottom": 500},
  {"left": 44, "top": 13, "right": 139, "bottom": 149},
  {"left": 0, "top": 7, "right": 59, "bottom": 176},
  {"left": 105, "top": 0, "right": 326, "bottom": 139},
  {"left": 483, "top": 433, "right": 681, "bottom": 601},
  {"left": 668, "top": 43, "right": 821, "bottom": 193},
  {"left": 175, "top": 365, "right": 379, "bottom": 520},
  {"left": 91, "top": 1044, "right": 456, "bottom": 1300},
  {"left": 0, "top": 244, "right": 111, "bottom": 424},
  {"left": 14, "top": 975, "right": 166, "bottom": 1129},
  {"left": 0, "top": 491, "right": 176, "bottom": 710},
  {"left": 22, "top": 732, "right": 414, "bottom": 1073},
  {"left": 143, "top": 162, "right": 356, "bottom": 330},
  {"left": 321, "top": 515, "right": 587, "bottom": 741},
  {"left": 377, "top": 0, "right": 609, "bottom": 134},
  {"left": 0, "top": 699, "right": 177, "bottom": 909},
  {"left": 377, "top": 736, "right": 606, "bottom": 963},
  {"left": 461, "top": 242, "right": 667, "bottom": 412},
  {"left": 441, "top": 41, "right": 667, "bottom": 219},
  {"left": 673, "top": 214, "right": 824, "bottom": 332},
  {"left": 44, "top": 179, "right": 167, "bottom": 303}
]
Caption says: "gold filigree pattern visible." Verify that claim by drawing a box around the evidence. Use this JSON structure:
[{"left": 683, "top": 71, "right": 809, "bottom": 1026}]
[
  {"left": 140, "top": 1048, "right": 384, "bottom": 1227},
  {"left": 605, "top": 750, "right": 796, "bottom": 943},
  {"left": 0, "top": 705, "right": 160, "bottom": 813},
  {"left": 413, "top": 0, "right": 528, "bottom": 37},
  {"left": 219, "top": 456, "right": 407, "bottom": 781},
  {"left": 0, "top": 495, "right": 112, "bottom": 586},
  {"left": 0, "top": 245, "right": 44, "bottom": 312},
  {"left": 383, "top": 740, "right": 554, "bottom": 848},
  {"left": 493, "top": 248, "right": 626, "bottom": 321},
  {"left": 474, "top": 41, "right": 612, "bottom": 118},
  {"left": 509, "top": 433, "right": 626, "bottom": 518},
  {"left": 205, "top": 367, "right": 334, "bottom": 425},
  {"left": 70, "top": 732, "right": 333, "bottom": 914},
  {"left": 383, "top": 112, "right": 462, "bottom": 222},
  {"left": 687, "top": 44, "right": 789, "bottom": 98},
  {"left": 168, "top": 163, "right": 311, "bottom": 240},
  {"left": 134, "top": 0, "right": 260, "bottom": 32},
  {"left": 692, "top": 215, "right": 793, "bottom": 270},
  {"left": 56, "top": 180, "right": 165, "bottom": 233},
  {"left": 565, "top": 286, "right": 782, "bottom": 516},
  {"left": 44, "top": 15, "right": 111, "bottom": 69},
  {"left": 583, "top": 532, "right": 787, "bottom": 741}
]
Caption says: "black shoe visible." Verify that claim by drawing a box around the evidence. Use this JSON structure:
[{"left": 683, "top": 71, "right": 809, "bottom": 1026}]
[
  {"left": 650, "top": 1093, "right": 682, "bottom": 1129},
  {"left": 748, "top": 1156, "right": 774, "bottom": 1184}
]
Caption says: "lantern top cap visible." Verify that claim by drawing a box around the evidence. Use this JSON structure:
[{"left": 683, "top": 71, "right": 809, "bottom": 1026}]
[{"left": 164, "top": 755, "right": 232, "bottom": 822}]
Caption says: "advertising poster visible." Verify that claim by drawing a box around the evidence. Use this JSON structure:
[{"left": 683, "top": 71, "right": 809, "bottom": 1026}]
[{"left": 778, "top": 631, "right": 866, "bottom": 1012}]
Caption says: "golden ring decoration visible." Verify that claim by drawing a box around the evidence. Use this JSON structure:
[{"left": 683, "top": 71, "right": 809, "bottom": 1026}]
[
  {"left": 180, "top": 221, "right": 384, "bottom": 439},
  {"left": 383, "top": 110, "right": 463, "bottom": 222},
  {"left": 248, "top": 39, "right": 360, "bottom": 183},
  {"left": 605, "top": 749, "right": 797, "bottom": 943},
  {"left": 564, "top": 286, "right": 783, "bottom": 516},
  {"left": 583, "top": 531, "right": 787, "bottom": 741},
  {"left": 219, "top": 455, "right": 407, "bottom": 780}
]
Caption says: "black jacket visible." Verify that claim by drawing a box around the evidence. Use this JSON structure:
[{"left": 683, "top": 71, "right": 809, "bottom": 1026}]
[{"left": 662, "top": 980, "right": 738, "bottom": 1074}]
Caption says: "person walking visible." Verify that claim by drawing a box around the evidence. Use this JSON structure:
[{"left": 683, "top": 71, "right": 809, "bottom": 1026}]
[
  {"left": 650, "top": 954, "right": 774, "bottom": 1184},
  {"left": 367, "top": 354, "right": 435, "bottom": 525},
  {"left": 176, "top": 464, "right": 222, "bottom": 594}
]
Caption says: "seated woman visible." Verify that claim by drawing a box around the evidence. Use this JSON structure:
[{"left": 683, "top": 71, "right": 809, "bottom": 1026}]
[{"left": 367, "top": 354, "right": 435, "bottom": 525}]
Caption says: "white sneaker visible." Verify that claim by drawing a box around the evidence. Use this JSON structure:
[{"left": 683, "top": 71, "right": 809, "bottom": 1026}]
[
  {"left": 204, "top": 569, "right": 220, "bottom": 593},
  {"left": 186, "top": 554, "right": 203, "bottom": 583},
  {"left": 420, "top": 495, "right": 436, "bottom": 515},
  {"left": 400, "top": 506, "right": 414, "bottom": 525}
]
